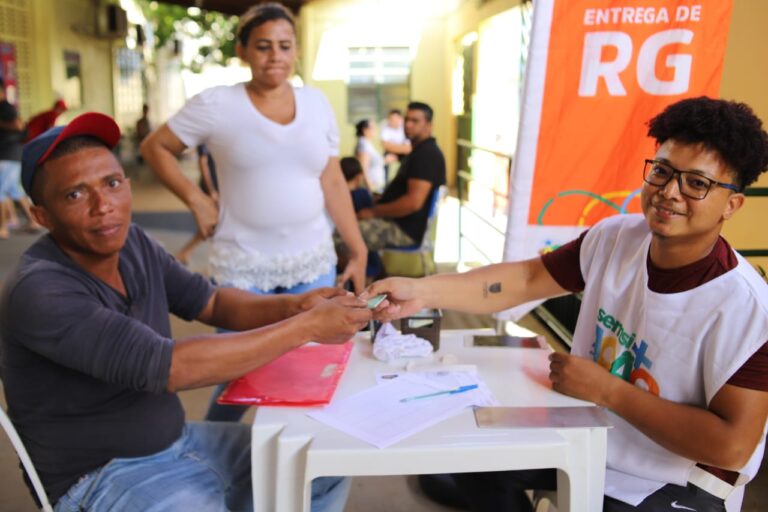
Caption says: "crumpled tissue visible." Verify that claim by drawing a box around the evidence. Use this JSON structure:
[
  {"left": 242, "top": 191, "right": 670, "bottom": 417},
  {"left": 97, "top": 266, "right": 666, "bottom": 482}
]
[{"left": 372, "top": 322, "right": 434, "bottom": 363}]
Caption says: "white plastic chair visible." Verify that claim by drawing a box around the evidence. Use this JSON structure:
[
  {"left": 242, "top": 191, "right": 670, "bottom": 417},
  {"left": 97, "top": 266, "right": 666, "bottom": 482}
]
[
  {"left": 0, "top": 404, "right": 54, "bottom": 512},
  {"left": 381, "top": 185, "right": 447, "bottom": 277}
]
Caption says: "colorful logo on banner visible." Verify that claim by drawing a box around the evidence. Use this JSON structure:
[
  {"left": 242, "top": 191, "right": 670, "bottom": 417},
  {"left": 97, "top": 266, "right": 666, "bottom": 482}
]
[{"left": 529, "top": 0, "right": 732, "bottom": 227}]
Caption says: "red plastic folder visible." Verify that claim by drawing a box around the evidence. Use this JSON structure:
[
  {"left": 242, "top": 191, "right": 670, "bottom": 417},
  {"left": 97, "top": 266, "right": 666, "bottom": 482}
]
[{"left": 217, "top": 342, "right": 354, "bottom": 406}]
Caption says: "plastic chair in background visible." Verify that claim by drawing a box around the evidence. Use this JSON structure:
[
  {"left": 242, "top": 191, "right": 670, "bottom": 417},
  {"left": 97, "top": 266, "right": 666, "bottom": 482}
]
[
  {"left": 381, "top": 185, "right": 447, "bottom": 277},
  {"left": 0, "top": 404, "right": 53, "bottom": 512}
]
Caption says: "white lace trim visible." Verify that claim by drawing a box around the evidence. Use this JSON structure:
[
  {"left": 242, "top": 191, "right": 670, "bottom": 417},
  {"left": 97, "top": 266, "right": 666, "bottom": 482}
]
[{"left": 210, "top": 240, "right": 337, "bottom": 291}]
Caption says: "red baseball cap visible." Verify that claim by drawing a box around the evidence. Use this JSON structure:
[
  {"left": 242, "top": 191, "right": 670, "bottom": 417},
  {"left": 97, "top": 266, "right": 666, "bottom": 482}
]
[{"left": 21, "top": 112, "right": 121, "bottom": 197}]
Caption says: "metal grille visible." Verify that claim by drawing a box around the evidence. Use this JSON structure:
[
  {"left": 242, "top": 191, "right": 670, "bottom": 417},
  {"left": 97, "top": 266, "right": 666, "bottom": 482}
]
[
  {"left": 0, "top": 0, "right": 32, "bottom": 118},
  {"left": 113, "top": 47, "right": 145, "bottom": 130}
]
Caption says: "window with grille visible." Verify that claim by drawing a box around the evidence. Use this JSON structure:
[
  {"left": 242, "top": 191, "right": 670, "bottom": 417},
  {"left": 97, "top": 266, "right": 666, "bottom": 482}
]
[
  {"left": 0, "top": 0, "right": 31, "bottom": 119},
  {"left": 346, "top": 46, "right": 411, "bottom": 123}
]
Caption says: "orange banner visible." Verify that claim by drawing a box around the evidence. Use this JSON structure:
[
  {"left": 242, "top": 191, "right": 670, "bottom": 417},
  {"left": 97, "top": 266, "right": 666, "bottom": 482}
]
[{"left": 529, "top": 0, "right": 732, "bottom": 227}]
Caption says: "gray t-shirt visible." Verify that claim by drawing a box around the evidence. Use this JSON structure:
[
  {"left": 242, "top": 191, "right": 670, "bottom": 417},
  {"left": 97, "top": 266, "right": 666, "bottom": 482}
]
[{"left": 0, "top": 225, "right": 215, "bottom": 502}]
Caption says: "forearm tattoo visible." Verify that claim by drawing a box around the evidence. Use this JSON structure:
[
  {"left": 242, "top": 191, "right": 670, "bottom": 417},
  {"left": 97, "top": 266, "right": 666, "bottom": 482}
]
[{"left": 482, "top": 281, "right": 502, "bottom": 298}]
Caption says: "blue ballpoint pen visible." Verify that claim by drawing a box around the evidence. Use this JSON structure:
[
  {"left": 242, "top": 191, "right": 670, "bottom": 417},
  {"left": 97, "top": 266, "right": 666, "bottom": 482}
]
[{"left": 399, "top": 384, "right": 479, "bottom": 403}]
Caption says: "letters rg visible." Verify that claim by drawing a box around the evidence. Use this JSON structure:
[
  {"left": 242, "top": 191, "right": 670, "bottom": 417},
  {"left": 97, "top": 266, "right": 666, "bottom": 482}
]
[{"left": 578, "top": 29, "right": 693, "bottom": 97}]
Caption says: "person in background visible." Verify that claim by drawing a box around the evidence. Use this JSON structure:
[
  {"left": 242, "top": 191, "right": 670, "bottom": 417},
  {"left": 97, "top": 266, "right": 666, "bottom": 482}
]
[
  {"left": 134, "top": 103, "right": 151, "bottom": 164},
  {"left": 369, "top": 97, "right": 768, "bottom": 512},
  {"left": 1, "top": 111, "right": 369, "bottom": 512},
  {"left": 175, "top": 144, "right": 219, "bottom": 265},
  {"left": 340, "top": 156, "right": 383, "bottom": 278},
  {"left": 141, "top": 2, "right": 367, "bottom": 423},
  {"left": 341, "top": 102, "right": 446, "bottom": 255},
  {"left": 380, "top": 108, "right": 411, "bottom": 159},
  {"left": 25, "top": 99, "right": 67, "bottom": 142},
  {"left": 380, "top": 108, "right": 411, "bottom": 182},
  {"left": 0, "top": 99, "right": 42, "bottom": 237},
  {"left": 354, "top": 118, "right": 388, "bottom": 194},
  {"left": 341, "top": 156, "right": 373, "bottom": 211}
]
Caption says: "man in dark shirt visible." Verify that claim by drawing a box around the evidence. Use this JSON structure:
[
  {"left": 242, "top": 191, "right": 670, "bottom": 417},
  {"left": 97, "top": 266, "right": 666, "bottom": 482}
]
[
  {"left": 0, "top": 112, "right": 373, "bottom": 511},
  {"left": 354, "top": 101, "right": 447, "bottom": 251},
  {"left": 369, "top": 97, "right": 768, "bottom": 512}
]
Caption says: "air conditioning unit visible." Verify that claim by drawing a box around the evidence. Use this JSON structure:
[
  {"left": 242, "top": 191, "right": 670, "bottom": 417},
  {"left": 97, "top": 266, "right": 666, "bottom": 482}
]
[{"left": 96, "top": 3, "right": 128, "bottom": 38}]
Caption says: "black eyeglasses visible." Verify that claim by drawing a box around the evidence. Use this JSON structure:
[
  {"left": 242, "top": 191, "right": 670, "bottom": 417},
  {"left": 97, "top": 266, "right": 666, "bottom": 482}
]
[{"left": 643, "top": 159, "right": 740, "bottom": 200}]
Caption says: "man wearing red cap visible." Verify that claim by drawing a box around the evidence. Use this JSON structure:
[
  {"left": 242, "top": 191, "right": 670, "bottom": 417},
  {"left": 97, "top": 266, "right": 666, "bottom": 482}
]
[
  {"left": 24, "top": 99, "right": 67, "bottom": 142},
  {"left": 0, "top": 112, "right": 368, "bottom": 511}
]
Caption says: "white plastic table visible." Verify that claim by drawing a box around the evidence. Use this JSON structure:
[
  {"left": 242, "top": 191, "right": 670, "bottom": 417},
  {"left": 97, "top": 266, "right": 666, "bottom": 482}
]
[{"left": 251, "top": 329, "right": 609, "bottom": 512}]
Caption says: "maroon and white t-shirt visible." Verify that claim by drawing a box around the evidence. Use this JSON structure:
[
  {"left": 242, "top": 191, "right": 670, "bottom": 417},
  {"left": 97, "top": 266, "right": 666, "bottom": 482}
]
[{"left": 542, "top": 219, "right": 768, "bottom": 487}]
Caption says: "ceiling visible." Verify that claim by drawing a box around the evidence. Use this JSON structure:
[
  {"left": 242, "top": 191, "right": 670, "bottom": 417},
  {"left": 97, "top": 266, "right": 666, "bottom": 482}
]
[{"left": 158, "top": 0, "right": 311, "bottom": 16}]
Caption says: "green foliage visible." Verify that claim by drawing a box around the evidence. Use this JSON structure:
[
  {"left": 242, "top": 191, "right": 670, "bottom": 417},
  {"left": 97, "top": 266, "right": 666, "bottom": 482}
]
[{"left": 136, "top": 0, "right": 239, "bottom": 73}]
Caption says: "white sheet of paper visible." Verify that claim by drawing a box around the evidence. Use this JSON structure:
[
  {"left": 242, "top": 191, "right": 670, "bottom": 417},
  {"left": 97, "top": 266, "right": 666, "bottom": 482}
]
[{"left": 308, "top": 372, "right": 497, "bottom": 448}]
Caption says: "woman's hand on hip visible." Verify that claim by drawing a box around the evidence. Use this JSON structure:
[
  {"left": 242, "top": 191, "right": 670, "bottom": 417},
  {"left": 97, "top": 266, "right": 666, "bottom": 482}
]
[{"left": 189, "top": 192, "right": 219, "bottom": 238}]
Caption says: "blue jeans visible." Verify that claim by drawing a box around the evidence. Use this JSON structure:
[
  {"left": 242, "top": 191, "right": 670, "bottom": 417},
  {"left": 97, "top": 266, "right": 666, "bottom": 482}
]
[
  {"left": 0, "top": 160, "right": 24, "bottom": 200},
  {"left": 54, "top": 422, "right": 350, "bottom": 512},
  {"left": 205, "top": 267, "right": 337, "bottom": 423}
]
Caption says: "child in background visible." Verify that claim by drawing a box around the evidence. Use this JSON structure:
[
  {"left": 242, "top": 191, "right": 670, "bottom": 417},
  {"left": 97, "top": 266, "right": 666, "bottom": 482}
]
[
  {"left": 340, "top": 157, "right": 382, "bottom": 279},
  {"left": 341, "top": 156, "right": 373, "bottom": 212}
]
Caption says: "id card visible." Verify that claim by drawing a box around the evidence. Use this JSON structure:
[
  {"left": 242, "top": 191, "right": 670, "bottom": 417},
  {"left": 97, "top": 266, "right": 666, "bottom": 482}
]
[{"left": 366, "top": 294, "right": 387, "bottom": 309}]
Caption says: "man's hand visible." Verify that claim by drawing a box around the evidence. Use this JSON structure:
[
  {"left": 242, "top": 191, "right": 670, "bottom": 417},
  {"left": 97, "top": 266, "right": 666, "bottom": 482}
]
[
  {"left": 189, "top": 192, "right": 219, "bottom": 238},
  {"left": 548, "top": 352, "right": 617, "bottom": 406},
  {"left": 356, "top": 208, "right": 375, "bottom": 220},
  {"left": 292, "top": 287, "right": 350, "bottom": 315},
  {"left": 364, "top": 277, "right": 425, "bottom": 322},
  {"left": 303, "top": 295, "right": 371, "bottom": 344}
]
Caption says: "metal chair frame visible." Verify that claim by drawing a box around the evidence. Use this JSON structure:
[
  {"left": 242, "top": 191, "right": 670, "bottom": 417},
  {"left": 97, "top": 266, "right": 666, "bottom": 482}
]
[{"left": 0, "top": 403, "right": 53, "bottom": 511}]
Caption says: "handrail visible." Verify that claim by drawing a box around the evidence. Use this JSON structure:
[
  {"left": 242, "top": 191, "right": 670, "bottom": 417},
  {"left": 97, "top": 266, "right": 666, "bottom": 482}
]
[
  {"left": 457, "top": 139, "right": 514, "bottom": 159},
  {"left": 745, "top": 187, "right": 768, "bottom": 197},
  {"left": 740, "top": 187, "right": 768, "bottom": 257}
]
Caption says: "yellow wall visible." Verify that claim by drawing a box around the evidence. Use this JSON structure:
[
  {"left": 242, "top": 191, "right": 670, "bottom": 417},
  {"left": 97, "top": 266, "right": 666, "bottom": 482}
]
[
  {"left": 719, "top": 0, "right": 768, "bottom": 266},
  {"left": 300, "top": 0, "right": 521, "bottom": 186},
  {"left": 47, "top": 0, "right": 117, "bottom": 119},
  {"left": 409, "top": 16, "right": 453, "bottom": 182},
  {"left": 20, "top": 0, "right": 119, "bottom": 122},
  {"left": 446, "top": 0, "right": 522, "bottom": 36}
]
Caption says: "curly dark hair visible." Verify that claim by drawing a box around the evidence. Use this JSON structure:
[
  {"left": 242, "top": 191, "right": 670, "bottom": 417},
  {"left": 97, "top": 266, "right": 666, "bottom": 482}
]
[{"left": 647, "top": 96, "right": 768, "bottom": 190}]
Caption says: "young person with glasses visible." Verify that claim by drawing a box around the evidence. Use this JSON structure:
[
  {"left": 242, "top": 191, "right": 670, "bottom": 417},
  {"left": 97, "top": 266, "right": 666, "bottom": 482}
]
[{"left": 368, "top": 96, "right": 768, "bottom": 512}]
